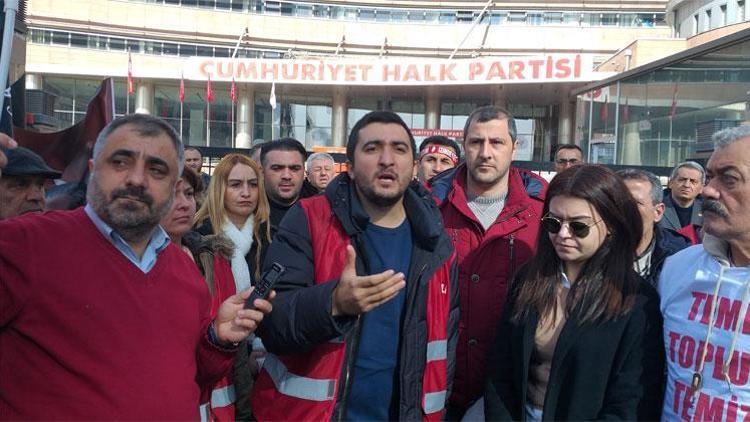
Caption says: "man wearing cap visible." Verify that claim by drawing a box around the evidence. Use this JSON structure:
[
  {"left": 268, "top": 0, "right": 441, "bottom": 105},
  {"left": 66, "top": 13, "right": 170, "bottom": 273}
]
[
  {"left": 417, "top": 135, "right": 460, "bottom": 183},
  {"left": 0, "top": 146, "right": 61, "bottom": 220}
]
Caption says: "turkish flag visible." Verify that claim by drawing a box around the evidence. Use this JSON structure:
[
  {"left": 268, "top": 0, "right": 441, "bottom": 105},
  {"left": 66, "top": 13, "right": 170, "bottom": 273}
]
[
  {"left": 179, "top": 75, "right": 185, "bottom": 103},
  {"left": 127, "top": 50, "right": 134, "bottom": 96},
  {"left": 206, "top": 75, "right": 214, "bottom": 103},
  {"left": 600, "top": 95, "right": 609, "bottom": 123},
  {"left": 230, "top": 78, "right": 237, "bottom": 103}
]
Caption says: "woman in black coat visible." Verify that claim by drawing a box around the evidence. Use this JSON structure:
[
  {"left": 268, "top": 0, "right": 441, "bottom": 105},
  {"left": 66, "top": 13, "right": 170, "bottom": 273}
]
[{"left": 484, "top": 165, "right": 665, "bottom": 421}]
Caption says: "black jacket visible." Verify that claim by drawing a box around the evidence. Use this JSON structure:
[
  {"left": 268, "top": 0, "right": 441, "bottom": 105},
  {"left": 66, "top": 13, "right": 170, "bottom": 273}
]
[
  {"left": 643, "top": 225, "right": 690, "bottom": 288},
  {"left": 257, "top": 173, "right": 459, "bottom": 421},
  {"left": 658, "top": 189, "right": 703, "bottom": 234},
  {"left": 484, "top": 278, "right": 664, "bottom": 421}
]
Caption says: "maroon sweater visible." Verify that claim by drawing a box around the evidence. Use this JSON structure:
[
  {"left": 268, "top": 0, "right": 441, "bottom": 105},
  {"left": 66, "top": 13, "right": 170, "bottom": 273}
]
[{"left": 0, "top": 208, "right": 235, "bottom": 420}]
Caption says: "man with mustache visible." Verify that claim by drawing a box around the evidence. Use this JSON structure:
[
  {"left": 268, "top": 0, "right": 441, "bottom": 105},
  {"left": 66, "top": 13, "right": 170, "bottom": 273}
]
[
  {"left": 0, "top": 147, "right": 61, "bottom": 220},
  {"left": 429, "top": 105, "right": 547, "bottom": 419},
  {"left": 659, "top": 161, "right": 706, "bottom": 244},
  {"left": 659, "top": 125, "right": 750, "bottom": 420},
  {"left": 0, "top": 114, "right": 273, "bottom": 419},
  {"left": 251, "top": 111, "right": 458, "bottom": 420}
]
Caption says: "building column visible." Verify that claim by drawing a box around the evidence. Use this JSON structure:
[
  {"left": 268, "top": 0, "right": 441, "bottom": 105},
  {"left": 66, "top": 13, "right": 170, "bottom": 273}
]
[
  {"left": 332, "top": 86, "right": 347, "bottom": 147},
  {"left": 491, "top": 85, "right": 508, "bottom": 109},
  {"left": 425, "top": 87, "right": 440, "bottom": 129},
  {"left": 236, "top": 84, "right": 255, "bottom": 149},
  {"left": 135, "top": 81, "right": 154, "bottom": 115},
  {"left": 25, "top": 74, "right": 43, "bottom": 90},
  {"left": 557, "top": 99, "right": 574, "bottom": 145}
]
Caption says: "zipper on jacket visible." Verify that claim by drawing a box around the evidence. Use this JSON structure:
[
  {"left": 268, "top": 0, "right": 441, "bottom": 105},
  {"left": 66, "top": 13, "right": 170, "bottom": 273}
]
[
  {"left": 508, "top": 234, "right": 516, "bottom": 276},
  {"left": 336, "top": 315, "right": 362, "bottom": 422}
]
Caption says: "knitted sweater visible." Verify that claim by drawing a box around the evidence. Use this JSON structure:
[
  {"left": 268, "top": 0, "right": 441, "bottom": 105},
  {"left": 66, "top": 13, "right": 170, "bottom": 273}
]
[{"left": 0, "top": 208, "right": 236, "bottom": 420}]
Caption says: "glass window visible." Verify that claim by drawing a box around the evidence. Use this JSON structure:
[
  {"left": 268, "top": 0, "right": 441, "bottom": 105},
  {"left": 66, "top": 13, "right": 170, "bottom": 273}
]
[
  {"left": 439, "top": 12, "right": 455, "bottom": 23},
  {"left": 180, "top": 44, "right": 198, "bottom": 57},
  {"left": 563, "top": 12, "right": 582, "bottom": 25},
  {"left": 489, "top": 11, "right": 506, "bottom": 24},
  {"left": 739, "top": 0, "right": 746, "bottom": 22},
  {"left": 359, "top": 9, "right": 375, "bottom": 21},
  {"left": 163, "top": 42, "right": 178, "bottom": 56},
  {"left": 313, "top": 5, "right": 329, "bottom": 18},
  {"left": 527, "top": 12, "right": 543, "bottom": 25},
  {"left": 51, "top": 32, "right": 69, "bottom": 46},
  {"left": 109, "top": 37, "right": 126, "bottom": 51},
  {"left": 392, "top": 11, "right": 408, "bottom": 22},
  {"left": 545, "top": 12, "right": 563, "bottom": 24},
  {"left": 375, "top": 10, "right": 391, "bottom": 22},
  {"left": 508, "top": 11, "right": 526, "bottom": 23},
  {"left": 602, "top": 13, "right": 619, "bottom": 26},
  {"left": 216, "top": 0, "right": 231, "bottom": 10},
  {"left": 423, "top": 11, "right": 439, "bottom": 22},
  {"left": 296, "top": 5, "right": 313, "bottom": 17},
  {"left": 197, "top": 45, "right": 213, "bottom": 57}
]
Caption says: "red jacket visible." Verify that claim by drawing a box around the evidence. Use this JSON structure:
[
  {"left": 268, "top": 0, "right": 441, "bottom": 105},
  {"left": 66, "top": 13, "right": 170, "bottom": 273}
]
[{"left": 430, "top": 165, "right": 547, "bottom": 409}]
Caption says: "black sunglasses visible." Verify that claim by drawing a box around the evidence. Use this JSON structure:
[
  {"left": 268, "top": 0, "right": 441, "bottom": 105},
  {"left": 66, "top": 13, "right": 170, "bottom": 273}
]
[{"left": 541, "top": 214, "right": 602, "bottom": 238}]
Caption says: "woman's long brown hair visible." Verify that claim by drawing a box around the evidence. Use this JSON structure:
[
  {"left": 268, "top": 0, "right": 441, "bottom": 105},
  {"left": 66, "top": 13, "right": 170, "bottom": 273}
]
[{"left": 511, "top": 164, "right": 642, "bottom": 325}]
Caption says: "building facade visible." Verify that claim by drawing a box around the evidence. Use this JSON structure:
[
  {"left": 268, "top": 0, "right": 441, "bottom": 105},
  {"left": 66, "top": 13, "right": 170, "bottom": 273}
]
[{"left": 25, "top": 0, "right": 672, "bottom": 162}]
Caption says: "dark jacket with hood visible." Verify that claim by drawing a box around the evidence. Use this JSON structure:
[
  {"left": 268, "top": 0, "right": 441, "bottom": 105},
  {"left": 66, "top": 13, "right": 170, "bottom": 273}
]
[
  {"left": 255, "top": 173, "right": 459, "bottom": 420},
  {"left": 642, "top": 225, "right": 690, "bottom": 289}
]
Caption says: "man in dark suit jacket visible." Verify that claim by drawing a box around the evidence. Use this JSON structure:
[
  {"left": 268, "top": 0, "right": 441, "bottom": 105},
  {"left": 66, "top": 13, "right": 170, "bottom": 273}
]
[{"left": 658, "top": 161, "right": 705, "bottom": 243}]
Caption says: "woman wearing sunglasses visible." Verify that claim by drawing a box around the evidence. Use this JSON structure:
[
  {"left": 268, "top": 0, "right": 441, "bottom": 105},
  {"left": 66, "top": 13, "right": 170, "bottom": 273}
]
[{"left": 484, "top": 164, "right": 664, "bottom": 421}]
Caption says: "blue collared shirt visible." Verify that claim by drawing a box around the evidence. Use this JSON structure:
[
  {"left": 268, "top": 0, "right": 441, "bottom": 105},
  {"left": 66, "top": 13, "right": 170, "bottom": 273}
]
[{"left": 84, "top": 204, "right": 171, "bottom": 273}]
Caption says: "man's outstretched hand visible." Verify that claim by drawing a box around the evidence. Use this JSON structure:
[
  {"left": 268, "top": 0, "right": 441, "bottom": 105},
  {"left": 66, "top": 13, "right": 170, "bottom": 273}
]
[{"left": 332, "top": 245, "right": 406, "bottom": 316}]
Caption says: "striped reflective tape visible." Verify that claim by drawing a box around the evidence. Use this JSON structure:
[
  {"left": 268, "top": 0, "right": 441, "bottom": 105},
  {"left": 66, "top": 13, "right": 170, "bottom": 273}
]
[
  {"left": 423, "top": 390, "right": 447, "bottom": 414},
  {"left": 264, "top": 354, "right": 337, "bottom": 402},
  {"left": 426, "top": 340, "right": 447, "bottom": 362},
  {"left": 199, "top": 403, "right": 210, "bottom": 422},
  {"left": 211, "top": 384, "right": 236, "bottom": 408}
]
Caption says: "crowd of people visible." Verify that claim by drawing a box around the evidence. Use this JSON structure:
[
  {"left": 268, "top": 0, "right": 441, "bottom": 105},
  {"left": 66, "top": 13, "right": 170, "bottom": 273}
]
[{"left": 0, "top": 106, "right": 749, "bottom": 422}]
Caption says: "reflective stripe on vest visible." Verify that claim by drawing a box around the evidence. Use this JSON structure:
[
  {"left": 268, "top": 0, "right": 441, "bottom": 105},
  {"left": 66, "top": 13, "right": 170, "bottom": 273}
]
[
  {"left": 199, "top": 403, "right": 210, "bottom": 422},
  {"left": 211, "top": 384, "right": 236, "bottom": 408},
  {"left": 426, "top": 340, "right": 447, "bottom": 362},
  {"left": 264, "top": 354, "right": 337, "bottom": 401},
  {"left": 424, "top": 390, "right": 447, "bottom": 414}
]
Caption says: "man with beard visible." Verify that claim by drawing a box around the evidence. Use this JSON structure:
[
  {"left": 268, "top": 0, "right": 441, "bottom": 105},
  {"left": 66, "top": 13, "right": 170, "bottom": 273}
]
[
  {"left": 0, "top": 147, "right": 61, "bottom": 220},
  {"left": 659, "top": 125, "right": 750, "bottom": 420},
  {"left": 251, "top": 111, "right": 459, "bottom": 420},
  {"left": 259, "top": 138, "right": 317, "bottom": 235},
  {"left": 0, "top": 114, "right": 273, "bottom": 419},
  {"left": 428, "top": 105, "right": 547, "bottom": 419}
]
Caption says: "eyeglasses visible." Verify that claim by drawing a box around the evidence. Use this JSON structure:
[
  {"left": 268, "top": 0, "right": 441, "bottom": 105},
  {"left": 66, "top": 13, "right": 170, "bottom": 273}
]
[{"left": 541, "top": 214, "right": 602, "bottom": 238}]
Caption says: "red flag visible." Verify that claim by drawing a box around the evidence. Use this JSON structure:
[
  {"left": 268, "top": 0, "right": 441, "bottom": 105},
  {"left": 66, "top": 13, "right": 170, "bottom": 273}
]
[
  {"left": 230, "top": 78, "right": 237, "bottom": 103},
  {"left": 14, "top": 78, "right": 115, "bottom": 178},
  {"left": 600, "top": 95, "right": 609, "bottom": 123},
  {"left": 206, "top": 75, "right": 214, "bottom": 103},
  {"left": 622, "top": 97, "right": 630, "bottom": 124},
  {"left": 127, "top": 50, "right": 134, "bottom": 96},
  {"left": 669, "top": 84, "right": 678, "bottom": 120},
  {"left": 179, "top": 74, "right": 185, "bottom": 103}
]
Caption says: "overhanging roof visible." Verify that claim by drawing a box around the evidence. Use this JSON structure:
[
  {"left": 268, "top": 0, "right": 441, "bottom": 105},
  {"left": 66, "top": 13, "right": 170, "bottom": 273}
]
[{"left": 572, "top": 26, "right": 750, "bottom": 96}]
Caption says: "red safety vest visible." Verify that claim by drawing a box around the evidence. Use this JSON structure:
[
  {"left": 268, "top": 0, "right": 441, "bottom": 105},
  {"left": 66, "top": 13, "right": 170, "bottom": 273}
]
[{"left": 252, "top": 196, "right": 452, "bottom": 421}]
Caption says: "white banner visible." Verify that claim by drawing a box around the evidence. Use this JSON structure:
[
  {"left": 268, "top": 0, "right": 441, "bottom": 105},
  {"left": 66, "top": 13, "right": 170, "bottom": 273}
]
[{"left": 186, "top": 54, "right": 597, "bottom": 86}]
